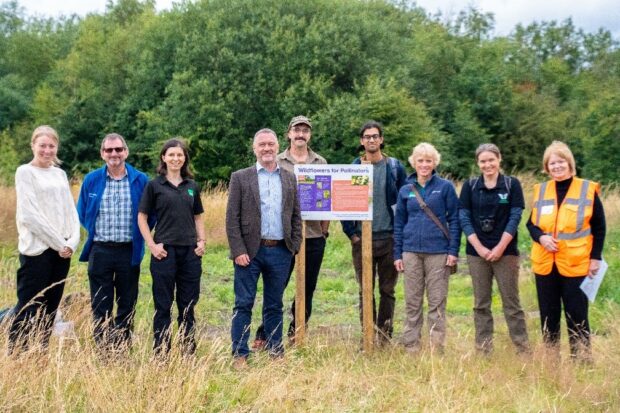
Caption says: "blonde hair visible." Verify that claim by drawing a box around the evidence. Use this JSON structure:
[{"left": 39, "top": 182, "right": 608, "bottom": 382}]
[
  {"left": 31, "top": 125, "right": 61, "bottom": 166},
  {"left": 542, "top": 140, "right": 575, "bottom": 176},
  {"left": 408, "top": 142, "right": 440, "bottom": 168}
]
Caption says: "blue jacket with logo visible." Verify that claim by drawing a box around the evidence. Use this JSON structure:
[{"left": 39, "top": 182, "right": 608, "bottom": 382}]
[
  {"left": 77, "top": 163, "right": 153, "bottom": 266},
  {"left": 341, "top": 156, "right": 407, "bottom": 238},
  {"left": 393, "top": 172, "right": 460, "bottom": 259}
]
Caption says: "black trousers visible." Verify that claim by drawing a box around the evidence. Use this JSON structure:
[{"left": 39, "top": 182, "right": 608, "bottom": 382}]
[
  {"left": 256, "top": 236, "right": 326, "bottom": 340},
  {"left": 9, "top": 248, "right": 70, "bottom": 352},
  {"left": 150, "top": 245, "right": 201, "bottom": 355},
  {"left": 535, "top": 265, "right": 589, "bottom": 355},
  {"left": 88, "top": 242, "right": 140, "bottom": 349}
]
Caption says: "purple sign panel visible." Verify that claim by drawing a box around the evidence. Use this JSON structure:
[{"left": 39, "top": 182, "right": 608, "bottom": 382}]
[{"left": 298, "top": 175, "right": 331, "bottom": 212}]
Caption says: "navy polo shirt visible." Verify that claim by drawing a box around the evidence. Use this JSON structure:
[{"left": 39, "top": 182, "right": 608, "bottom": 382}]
[{"left": 139, "top": 175, "right": 204, "bottom": 246}]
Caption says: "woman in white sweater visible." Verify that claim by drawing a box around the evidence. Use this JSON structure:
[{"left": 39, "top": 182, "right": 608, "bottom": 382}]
[{"left": 8, "top": 125, "right": 80, "bottom": 353}]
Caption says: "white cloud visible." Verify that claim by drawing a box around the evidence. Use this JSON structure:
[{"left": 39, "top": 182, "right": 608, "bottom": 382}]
[{"left": 414, "top": 0, "right": 620, "bottom": 38}]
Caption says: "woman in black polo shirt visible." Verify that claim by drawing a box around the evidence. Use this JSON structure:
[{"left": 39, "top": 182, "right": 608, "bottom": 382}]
[
  {"left": 459, "top": 143, "right": 530, "bottom": 355},
  {"left": 138, "top": 138, "right": 205, "bottom": 356}
]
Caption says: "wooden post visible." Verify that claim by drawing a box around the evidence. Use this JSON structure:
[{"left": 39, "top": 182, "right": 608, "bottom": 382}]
[
  {"left": 361, "top": 220, "right": 373, "bottom": 352},
  {"left": 294, "top": 221, "right": 307, "bottom": 345}
]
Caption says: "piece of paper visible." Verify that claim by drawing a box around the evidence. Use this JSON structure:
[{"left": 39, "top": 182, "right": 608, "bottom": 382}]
[{"left": 580, "top": 259, "right": 608, "bottom": 303}]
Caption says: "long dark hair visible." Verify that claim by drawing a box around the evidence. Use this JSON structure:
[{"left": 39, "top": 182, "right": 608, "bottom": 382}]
[{"left": 157, "top": 138, "right": 193, "bottom": 178}]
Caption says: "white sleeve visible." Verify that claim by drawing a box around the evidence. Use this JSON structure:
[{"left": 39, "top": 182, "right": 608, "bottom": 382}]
[
  {"left": 15, "top": 167, "right": 68, "bottom": 252},
  {"left": 64, "top": 173, "right": 81, "bottom": 252}
]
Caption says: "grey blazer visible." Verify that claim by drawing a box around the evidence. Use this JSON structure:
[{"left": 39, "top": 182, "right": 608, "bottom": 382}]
[{"left": 226, "top": 165, "right": 302, "bottom": 260}]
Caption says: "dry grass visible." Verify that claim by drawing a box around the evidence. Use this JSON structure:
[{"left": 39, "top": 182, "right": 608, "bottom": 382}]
[
  {"left": 200, "top": 183, "right": 228, "bottom": 247},
  {"left": 0, "top": 186, "right": 16, "bottom": 245},
  {"left": 0, "top": 178, "right": 619, "bottom": 411},
  {"left": 0, "top": 183, "right": 229, "bottom": 247},
  {"left": 0, "top": 317, "right": 619, "bottom": 412}
]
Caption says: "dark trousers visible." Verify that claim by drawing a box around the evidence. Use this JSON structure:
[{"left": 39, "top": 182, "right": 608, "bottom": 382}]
[
  {"left": 231, "top": 244, "right": 292, "bottom": 357},
  {"left": 88, "top": 242, "right": 139, "bottom": 349},
  {"left": 535, "top": 265, "right": 590, "bottom": 356},
  {"left": 255, "top": 236, "right": 326, "bottom": 340},
  {"left": 150, "top": 245, "right": 202, "bottom": 355},
  {"left": 352, "top": 236, "right": 399, "bottom": 338},
  {"left": 9, "top": 249, "right": 70, "bottom": 352}
]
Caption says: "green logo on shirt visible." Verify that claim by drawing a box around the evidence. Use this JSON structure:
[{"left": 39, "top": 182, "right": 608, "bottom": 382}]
[
  {"left": 188, "top": 189, "right": 194, "bottom": 196},
  {"left": 408, "top": 191, "right": 416, "bottom": 198},
  {"left": 498, "top": 193, "right": 508, "bottom": 203}
]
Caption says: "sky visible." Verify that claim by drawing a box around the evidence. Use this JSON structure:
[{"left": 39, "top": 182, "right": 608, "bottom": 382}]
[{"left": 15, "top": 0, "right": 620, "bottom": 39}]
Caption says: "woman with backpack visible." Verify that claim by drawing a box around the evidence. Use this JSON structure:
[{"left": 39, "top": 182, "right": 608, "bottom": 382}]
[{"left": 459, "top": 143, "right": 530, "bottom": 355}]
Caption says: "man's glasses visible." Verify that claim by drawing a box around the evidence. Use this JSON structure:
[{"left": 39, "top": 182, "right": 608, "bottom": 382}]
[
  {"left": 362, "top": 134, "right": 381, "bottom": 141},
  {"left": 103, "top": 147, "right": 125, "bottom": 154}
]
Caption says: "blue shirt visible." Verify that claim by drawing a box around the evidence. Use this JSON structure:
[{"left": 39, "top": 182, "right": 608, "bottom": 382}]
[
  {"left": 94, "top": 172, "right": 132, "bottom": 242},
  {"left": 256, "top": 162, "right": 283, "bottom": 240}
]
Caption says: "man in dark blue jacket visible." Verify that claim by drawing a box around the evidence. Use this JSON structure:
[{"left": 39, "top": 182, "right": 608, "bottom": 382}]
[
  {"left": 341, "top": 121, "right": 407, "bottom": 343},
  {"left": 77, "top": 133, "right": 152, "bottom": 352}
]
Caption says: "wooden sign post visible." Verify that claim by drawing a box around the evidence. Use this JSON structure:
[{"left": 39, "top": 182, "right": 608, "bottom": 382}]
[
  {"left": 361, "top": 220, "right": 373, "bottom": 353},
  {"left": 294, "top": 221, "right": 307, "bottom": 345},
  {"left": 293, "top": 163, "right": 373, "bottom": 350}
]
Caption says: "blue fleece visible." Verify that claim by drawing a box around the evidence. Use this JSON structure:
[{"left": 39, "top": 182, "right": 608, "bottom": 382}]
[
  {"left": 77, "top": 163, "right": 153, "bottom": 266},
  {"left": 393, "top": 173, "right": 461, "bottom": 259}
]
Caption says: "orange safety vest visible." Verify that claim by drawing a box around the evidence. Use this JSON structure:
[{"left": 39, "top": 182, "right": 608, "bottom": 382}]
[{"left": 530, "top": 177, "right": 599, "bottom": 277}]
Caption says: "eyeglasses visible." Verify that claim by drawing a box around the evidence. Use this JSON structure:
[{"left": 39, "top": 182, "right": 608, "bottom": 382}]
[
  {"left": 103, "top": 147, "right": 125, "bottom": 154},
  {"left": 292, "top": 126, "right": 310, "bottom": 134},
  {"left": 362, "top": 134, "right": 381, "bottom": 141}
]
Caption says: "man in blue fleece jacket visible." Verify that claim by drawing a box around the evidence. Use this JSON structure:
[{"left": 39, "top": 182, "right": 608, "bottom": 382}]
[{"left": 77, "top": 133, "right": 152, "bottom": 352}]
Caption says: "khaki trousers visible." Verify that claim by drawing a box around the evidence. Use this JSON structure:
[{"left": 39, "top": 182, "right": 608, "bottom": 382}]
[
  {"left": 467, "top": 254, "right": 529, "bottom": 353},
  {"left": 402, "top": 252, "right": 449, "bottom": 349}
]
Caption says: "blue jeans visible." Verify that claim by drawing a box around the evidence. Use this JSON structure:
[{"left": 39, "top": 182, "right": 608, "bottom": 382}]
[
  {"left": 231, "top": 244, "right": 292, "bottom": 357},
  {"left": 255, "top": 236, "right": 327, "bottom": 340}
]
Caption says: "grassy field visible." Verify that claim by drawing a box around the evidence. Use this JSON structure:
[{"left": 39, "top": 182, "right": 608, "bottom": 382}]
[{"left": 0, "top": 182, "right": 619, "bottom": 412}]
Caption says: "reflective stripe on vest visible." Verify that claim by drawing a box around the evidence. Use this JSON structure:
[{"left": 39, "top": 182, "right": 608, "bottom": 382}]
[{"left": 530, "top": 177, "right": 598, "bottom": 277}]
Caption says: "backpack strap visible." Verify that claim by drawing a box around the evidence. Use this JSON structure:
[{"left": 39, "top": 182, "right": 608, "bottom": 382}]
[
  {"left": 504, "top": 175, "right": 512, "bottom": 197},
  {"left": 388, "top": 157, "right": 398, "bottom": 184}
]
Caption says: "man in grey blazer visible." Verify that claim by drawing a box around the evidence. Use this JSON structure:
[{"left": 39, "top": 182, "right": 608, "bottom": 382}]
[{"left": 226, "top": 128, "right": 302, "bottom": 368}]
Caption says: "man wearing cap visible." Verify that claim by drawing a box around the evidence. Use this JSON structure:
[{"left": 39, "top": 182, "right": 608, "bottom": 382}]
[
  {"left": 341, "top": 120, "right": 407, "bottom": 345},
  {"left": 77, "top": 133, "right": 153, "bottom": 352},
  {"left": 227, "top": 128, "right": 302, "bottom": 368},
  {"left": 252, "top": 116, "right": 329, "bottom": 349}
]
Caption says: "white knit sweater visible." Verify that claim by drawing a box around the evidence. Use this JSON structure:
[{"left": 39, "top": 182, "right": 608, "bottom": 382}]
[{"left": 15, "top": 164, "right": 80, "bottom": 256}]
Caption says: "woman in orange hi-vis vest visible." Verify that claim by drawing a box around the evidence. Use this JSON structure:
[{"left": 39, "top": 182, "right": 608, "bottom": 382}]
[{"left": 527, "top": 141, "right": 606, "bottom": 362}]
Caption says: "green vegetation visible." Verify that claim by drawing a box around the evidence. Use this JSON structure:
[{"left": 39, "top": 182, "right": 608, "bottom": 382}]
[
  {"left": 1, "top": 224, "right": 619, "bottom": 411},
  {"left": 1, "top": 0, "right": 619, "bottom": 185}
]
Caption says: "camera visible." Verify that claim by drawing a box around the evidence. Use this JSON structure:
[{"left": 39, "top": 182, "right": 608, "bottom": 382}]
[{"left": 479, "top": 218, "right": 495, "bottom": 233}]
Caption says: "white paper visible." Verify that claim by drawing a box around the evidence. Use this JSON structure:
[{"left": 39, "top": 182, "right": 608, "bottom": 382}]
[{"left": 580, "top": 259, "right": 608, "bottom": 303}]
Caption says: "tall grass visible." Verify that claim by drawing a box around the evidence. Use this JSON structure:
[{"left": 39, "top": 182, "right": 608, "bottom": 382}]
[
  {"left": 0, "top": 186, "right": 16, "bottom": 245},
  {"left": 0, "top": 177, "right": 619, "bottom": 411}
]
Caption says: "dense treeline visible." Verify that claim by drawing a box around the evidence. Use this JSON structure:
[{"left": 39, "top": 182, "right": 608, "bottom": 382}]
[{"left": 1, "top": 0, "right": 619, "bottom": 185}]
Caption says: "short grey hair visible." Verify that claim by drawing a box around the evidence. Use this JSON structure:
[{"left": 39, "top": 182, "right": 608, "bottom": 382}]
[
  {"left": 100, "top": 133, "right": 128, "bottom": 151},
  {"left": 253, "top": 128, "right": 278, "bottom": 144}
]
